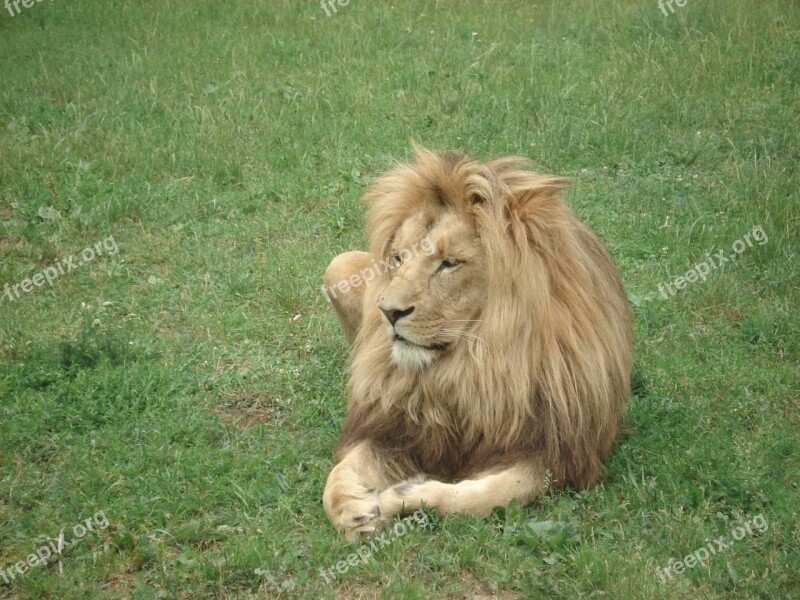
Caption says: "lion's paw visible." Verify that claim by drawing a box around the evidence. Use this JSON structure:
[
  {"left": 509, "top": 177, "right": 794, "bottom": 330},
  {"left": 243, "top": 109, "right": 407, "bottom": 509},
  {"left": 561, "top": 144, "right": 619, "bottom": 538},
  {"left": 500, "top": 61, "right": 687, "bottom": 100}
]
[{"left": 328, "top": 489, "right": 383, "bottom": 541}]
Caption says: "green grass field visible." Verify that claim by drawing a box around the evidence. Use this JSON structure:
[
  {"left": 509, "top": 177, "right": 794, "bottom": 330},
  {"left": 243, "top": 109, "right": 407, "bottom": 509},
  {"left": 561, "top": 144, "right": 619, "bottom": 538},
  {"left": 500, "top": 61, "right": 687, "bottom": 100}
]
[{"left": 1, "top": 1, "right": 798, "bottom": 598}]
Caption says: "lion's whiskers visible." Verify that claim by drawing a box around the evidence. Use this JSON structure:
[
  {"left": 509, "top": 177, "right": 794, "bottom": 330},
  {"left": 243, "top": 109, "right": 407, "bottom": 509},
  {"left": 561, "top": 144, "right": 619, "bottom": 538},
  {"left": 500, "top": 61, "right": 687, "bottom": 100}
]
[{"left": 439, "top": 328, "right": 488, "bottom": 350}]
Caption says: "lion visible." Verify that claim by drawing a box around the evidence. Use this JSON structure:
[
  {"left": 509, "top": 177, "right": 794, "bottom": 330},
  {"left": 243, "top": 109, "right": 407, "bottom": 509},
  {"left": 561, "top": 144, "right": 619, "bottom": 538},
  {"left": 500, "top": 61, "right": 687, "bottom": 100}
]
[{"left": 322, "top": 146, "right": 632, "bottom": 539}]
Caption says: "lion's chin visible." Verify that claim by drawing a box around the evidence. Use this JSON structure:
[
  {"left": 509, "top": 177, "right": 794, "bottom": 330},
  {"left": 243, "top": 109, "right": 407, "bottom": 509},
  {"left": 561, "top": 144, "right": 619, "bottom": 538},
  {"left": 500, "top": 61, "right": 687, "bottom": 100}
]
[{"left": 390, "top": 340, "right": 438, "bottom": 371}]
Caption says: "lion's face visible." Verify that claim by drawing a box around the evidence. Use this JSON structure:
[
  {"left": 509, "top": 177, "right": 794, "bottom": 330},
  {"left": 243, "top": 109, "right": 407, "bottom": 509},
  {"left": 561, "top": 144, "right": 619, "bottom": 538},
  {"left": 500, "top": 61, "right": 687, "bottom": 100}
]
[{"left": 379, "top": 211, "right": 488, "bottom": 371}]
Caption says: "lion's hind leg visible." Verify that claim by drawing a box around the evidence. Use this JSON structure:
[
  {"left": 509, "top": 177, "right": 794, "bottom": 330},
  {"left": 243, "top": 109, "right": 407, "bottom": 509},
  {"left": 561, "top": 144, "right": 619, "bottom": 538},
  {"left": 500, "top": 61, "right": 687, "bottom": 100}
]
[
  {"left": 323, "top": 251, "right": 373, "bottom": 344},
  {"left": 378, "top": 462, "right": 549, "bottom": 520}
]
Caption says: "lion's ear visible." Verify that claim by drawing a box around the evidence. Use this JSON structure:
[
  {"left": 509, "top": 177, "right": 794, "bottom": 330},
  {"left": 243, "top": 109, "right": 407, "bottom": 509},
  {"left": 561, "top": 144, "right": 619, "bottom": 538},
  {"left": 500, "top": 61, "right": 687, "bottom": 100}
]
[
  {"left": 462, "top": 165, "right": 499, "bottom": 216},
  {"left": 499, "top": 174, "right": 571, "bottom": 244},
  {"left": 508, "top": 175, "right": 569, "bottom": 212}
]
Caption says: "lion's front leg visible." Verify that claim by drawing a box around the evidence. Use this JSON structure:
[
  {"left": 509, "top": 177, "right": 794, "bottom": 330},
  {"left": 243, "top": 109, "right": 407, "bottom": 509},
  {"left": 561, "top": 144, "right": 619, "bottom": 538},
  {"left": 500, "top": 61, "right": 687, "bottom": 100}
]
[
  {"left": 378, "top": 462, "right": 548, "bottom": 519},
  {"left": 323, "top": 442, "right": 393, "bottom": 540}
]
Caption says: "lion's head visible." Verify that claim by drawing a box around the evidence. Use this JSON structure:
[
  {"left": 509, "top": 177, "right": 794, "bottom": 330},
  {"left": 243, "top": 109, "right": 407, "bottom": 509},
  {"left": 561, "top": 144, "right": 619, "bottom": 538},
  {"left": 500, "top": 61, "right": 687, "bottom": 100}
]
[{"left": 338, "top": 146, "right": 632, "bottom": 488}]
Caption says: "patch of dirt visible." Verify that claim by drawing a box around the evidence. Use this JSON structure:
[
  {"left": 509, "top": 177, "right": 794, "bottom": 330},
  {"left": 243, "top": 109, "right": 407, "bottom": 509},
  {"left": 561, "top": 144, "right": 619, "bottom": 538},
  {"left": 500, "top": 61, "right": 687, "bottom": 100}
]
[
  {"left": 214, "top": 390, "right": 288, "bottom": 429},
  {"left": 446, "top": 583, "right": 520, "bottom": 599},
  {"left": 334, "top": 583, "right": 381, "bottom": 600}
]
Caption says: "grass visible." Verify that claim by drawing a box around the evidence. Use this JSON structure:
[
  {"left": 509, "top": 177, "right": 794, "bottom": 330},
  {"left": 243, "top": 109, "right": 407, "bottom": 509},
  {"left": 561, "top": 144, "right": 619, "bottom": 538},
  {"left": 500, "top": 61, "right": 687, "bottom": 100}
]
[{"left": 0, "top": 0, "right": 798, "bottom": 598}]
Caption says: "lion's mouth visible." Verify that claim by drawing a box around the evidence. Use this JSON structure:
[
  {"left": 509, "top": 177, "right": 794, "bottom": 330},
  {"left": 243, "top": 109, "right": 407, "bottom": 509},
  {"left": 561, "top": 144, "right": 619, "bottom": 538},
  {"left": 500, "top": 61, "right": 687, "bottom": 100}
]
[{"left": 393, "top": 333, "right": 449, "bottom": 352}]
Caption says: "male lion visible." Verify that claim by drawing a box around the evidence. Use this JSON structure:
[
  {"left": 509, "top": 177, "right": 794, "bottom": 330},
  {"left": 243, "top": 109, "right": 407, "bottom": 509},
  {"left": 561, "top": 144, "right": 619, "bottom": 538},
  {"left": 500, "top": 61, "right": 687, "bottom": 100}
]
[{"left": 322, "top": 146, "right": 632, "bottom": 539}]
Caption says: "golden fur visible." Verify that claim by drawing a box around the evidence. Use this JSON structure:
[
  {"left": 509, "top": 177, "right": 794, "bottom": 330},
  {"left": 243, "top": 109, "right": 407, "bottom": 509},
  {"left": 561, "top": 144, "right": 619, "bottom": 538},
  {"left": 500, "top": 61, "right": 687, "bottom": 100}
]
[{"left": 322, "top": 146, "right": 632, "bottom": 538}]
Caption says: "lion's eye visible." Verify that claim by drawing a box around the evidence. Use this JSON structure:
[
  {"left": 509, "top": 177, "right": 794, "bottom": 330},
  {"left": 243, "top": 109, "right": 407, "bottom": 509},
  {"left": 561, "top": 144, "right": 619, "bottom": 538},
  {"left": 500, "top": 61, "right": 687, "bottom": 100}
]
[
  {"left": 437, "top": 259, "right": 461, "bottom": 273},
  {"left": 392, "top": 254, "right": 402, "bottom": 267}
]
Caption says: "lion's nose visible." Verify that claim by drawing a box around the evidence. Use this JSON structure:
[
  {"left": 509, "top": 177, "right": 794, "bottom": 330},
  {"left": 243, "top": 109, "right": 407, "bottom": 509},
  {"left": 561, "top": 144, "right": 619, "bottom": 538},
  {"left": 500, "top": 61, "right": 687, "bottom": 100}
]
[{"left": 379, "top": 305, "right": 415, "bottom": 326}]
